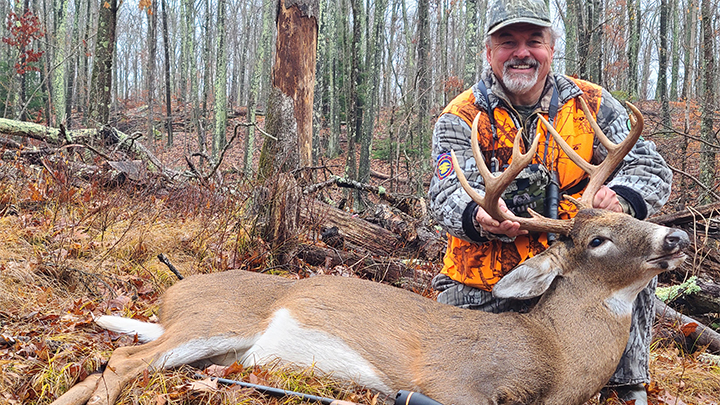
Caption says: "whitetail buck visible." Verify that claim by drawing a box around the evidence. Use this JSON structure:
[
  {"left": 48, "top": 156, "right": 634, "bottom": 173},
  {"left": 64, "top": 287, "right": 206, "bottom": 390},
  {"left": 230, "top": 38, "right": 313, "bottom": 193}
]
[{"left": 52, "top": 100, "right": 688, "bottom": 405}]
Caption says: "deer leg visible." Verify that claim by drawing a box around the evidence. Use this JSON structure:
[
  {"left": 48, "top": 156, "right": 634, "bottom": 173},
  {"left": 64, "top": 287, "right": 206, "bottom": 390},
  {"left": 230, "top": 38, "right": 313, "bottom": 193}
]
[
  {"left": 48, "top": 374, "right": 102, "bottom": 405},
  {"left": 86, "top": 343, "right": 159, "bottom": 405},
  {"left": 85, "top": 331, "right": 256, "bottom": 405}
]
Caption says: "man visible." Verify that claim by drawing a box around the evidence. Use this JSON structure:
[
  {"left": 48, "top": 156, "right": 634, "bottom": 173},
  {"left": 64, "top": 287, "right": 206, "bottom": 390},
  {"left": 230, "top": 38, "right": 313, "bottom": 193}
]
[{"left": 428, "top": 0, "right": 672, "bottom": 404}]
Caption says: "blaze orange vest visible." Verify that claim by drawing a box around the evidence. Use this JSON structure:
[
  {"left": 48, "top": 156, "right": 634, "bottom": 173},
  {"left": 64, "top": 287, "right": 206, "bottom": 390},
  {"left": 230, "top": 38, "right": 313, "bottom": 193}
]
[{"left": 441, "top": 78, "right": 603, "bottom": 291}]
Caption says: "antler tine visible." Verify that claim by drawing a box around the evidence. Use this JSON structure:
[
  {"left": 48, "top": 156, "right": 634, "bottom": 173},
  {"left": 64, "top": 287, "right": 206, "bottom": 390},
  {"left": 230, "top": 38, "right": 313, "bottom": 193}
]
[
  {"left": 451, "top": 112, "right": 574, "bottom": 235},
  {"left": 538, "top": 98, "right": 644, "bottom": 208}
]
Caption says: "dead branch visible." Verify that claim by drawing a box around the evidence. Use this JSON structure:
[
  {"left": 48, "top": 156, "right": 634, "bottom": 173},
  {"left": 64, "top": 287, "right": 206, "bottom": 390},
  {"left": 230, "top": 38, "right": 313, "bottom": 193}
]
[
  {"left": 303, "top": 175, "right": 418, "bottom": 209},
  {"left": 666, "top": 164, "right": 720, "bottom": 202}
]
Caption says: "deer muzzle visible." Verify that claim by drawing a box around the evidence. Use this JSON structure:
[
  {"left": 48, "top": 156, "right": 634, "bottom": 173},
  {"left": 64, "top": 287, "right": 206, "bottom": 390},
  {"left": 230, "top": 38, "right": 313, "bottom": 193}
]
[{"left": 648, "top": 228, "right": 689, "bottom": 270}]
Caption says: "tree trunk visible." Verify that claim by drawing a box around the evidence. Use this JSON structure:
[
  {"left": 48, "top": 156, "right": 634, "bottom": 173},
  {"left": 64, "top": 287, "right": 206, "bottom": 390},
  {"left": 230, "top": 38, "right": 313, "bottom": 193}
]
[
  {"left": 358, "top": 0, "right": 386, "bottom": 187},
  {"left": 65, "top": 0, "right": 81, "bottom": 129},
  {"left": 245, "top": 0, "right": 274, "bottom": 175},
  {"left": 161, "top": 0, "right": 173, "bottom": 147},
  {"left": 668, "top": 0, "right": 680, "bottom": 101},
  {"left": 698, "top": 0, "right": 716, "bottom": 203},
  {"left": 564, "top": 0, "right": 579, "bottom": 76},
  {"left": 87, "top": 0, "right": 117, "bottom": 126},
  {"left": 202, "top": 0, "right": 213, "bottom": 118},
  {"left": 212, "top": 0, "right": 228, "bottom": 160},
  {"left": 414, "top": 0, "right": 430, "bottom": 194},
  {"left": 627, "top": 0, "right": 640, "bottom": 98},
  {"left": 657, "top": 0, "right": 670, "bottom": 125},
  {"left": 464, "top": 0, "right": 478, "bottom": 87},
  {"left": 146, "top": 0, "right": 158, "bottom": 144},
  {"left": 258, "top": 0, "right": 318, "bottom": 178},
  {"left": 680, "top": 0, "right": 696, "bottom": 100},
  {"left": 52, "top": 0, "right": 69, "bottom": 126},
  {"left": 588, "top": 0, "right": 603, "bottom": 85}
]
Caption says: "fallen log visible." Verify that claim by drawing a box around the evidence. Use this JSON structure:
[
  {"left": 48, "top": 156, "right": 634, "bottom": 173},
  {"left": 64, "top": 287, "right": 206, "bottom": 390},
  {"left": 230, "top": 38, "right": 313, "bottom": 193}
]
[
  {"left": 649, "top": 202, "right": 720, "bottom": 226},
  {"left": 299, "top": 198, "right": 445, "bottom": 260},
  {"left": 655, "top": 297, "right": 720, "bottom": 354},
  {"left": 0, "top": 118, "right": 180, "bottom": 179},
  {"left": 300, "top": 198, "right": 402, "bottom": 256},
  {"left": 296, "top": 243, "right": 435, "bottom": 291}
]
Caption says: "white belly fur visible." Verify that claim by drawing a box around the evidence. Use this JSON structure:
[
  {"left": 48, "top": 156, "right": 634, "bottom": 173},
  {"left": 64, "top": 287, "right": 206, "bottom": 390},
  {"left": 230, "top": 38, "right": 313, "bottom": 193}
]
[
  {"left": 151, "top": 308, "right": 391, "bottom": 393},
  {"left": 244, "top": 308, "right": 391, "bottom": 393}
]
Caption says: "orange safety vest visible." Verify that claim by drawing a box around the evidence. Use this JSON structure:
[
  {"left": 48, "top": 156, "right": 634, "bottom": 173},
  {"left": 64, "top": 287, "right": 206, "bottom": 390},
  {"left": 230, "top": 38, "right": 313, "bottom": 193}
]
[{"left": 441, "top": 78, "right": 603, "bottom": 291}]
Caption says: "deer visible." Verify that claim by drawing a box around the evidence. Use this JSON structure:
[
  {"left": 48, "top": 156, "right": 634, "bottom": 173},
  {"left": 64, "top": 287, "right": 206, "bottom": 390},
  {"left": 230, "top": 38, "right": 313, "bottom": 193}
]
[{"left": 51, "top": 99, "right": 688, "bottom": 405}]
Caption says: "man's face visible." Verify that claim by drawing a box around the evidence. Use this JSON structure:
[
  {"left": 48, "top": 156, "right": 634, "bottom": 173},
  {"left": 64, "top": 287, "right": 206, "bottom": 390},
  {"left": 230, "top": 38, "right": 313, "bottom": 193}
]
[{"left": 486, "top": 24, "right": 555, "bottom": 101}]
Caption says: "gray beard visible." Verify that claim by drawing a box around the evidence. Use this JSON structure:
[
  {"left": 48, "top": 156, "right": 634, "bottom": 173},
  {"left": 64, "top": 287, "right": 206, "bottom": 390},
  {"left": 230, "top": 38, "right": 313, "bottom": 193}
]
[{"left": 501, "top": 67, "right": 540, "bottom": 96}]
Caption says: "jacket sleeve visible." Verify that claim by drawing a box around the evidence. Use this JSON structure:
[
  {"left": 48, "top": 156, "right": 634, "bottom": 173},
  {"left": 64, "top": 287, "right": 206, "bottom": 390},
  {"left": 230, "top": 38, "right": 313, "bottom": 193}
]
[
  {"left": 428, "top": 113, "right": 492, "bottom": 243},
  {"left": 593, "top": 88, "right": 672, "bottom": 219}
]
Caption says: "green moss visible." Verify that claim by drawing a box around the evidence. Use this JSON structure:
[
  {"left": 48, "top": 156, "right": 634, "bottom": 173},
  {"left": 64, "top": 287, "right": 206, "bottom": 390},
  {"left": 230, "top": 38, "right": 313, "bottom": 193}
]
[{"left": 656, "top": 276, "right": 701, "bottom": 302}]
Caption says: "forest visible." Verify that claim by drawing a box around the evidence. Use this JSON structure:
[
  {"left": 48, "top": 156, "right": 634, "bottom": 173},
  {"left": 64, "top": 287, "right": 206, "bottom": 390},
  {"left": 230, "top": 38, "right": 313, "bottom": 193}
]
[{"left": 1, "top": 0, "right": 720, "bottom": 403}]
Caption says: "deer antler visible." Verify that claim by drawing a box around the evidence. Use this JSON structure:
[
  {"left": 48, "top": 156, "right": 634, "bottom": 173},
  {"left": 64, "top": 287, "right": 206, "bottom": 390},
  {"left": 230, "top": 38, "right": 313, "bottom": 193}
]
[
  {"left": 537, "top": 98, "right": 644, "bottom": 208},
  {"left": 450, "top": 112, "right": 574, "bottom": 235},
  {"left": 450, "top": 98, "right": 644, "bottom": 236}
]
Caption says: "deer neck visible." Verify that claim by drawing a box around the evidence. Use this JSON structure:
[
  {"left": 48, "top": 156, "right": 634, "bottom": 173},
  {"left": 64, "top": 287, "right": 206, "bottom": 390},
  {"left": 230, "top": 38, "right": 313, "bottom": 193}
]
[{"left": 527, "top": 276, "right": 633, "bottom": 397}]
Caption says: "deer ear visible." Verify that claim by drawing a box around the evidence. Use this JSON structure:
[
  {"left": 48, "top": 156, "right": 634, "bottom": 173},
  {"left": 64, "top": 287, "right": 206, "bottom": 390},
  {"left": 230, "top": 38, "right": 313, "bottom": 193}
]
[{"left": 492, "top": 252, "right": 563, "bottom": 300}]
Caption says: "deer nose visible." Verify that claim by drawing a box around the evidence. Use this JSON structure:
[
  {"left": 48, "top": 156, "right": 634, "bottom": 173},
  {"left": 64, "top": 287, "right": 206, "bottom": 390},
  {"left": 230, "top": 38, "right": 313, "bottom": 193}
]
[{"left": 664, "top": 229, "right": 689, "bottom": 251}]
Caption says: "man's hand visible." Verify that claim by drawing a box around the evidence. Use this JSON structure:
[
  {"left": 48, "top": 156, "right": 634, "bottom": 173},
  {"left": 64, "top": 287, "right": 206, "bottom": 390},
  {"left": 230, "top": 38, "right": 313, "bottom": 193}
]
[
  {"left": 592, "top": 185, "right": 623, "bottom": 212},
  {"left": 475, "top": 199, "right": 528, "bottom": 238}
]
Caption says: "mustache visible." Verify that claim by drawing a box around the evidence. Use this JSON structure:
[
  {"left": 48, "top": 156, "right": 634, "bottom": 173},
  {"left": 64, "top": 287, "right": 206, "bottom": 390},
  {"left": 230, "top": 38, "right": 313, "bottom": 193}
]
[{"left": 504, "top": 57, "right": 539, "bottom": 69}]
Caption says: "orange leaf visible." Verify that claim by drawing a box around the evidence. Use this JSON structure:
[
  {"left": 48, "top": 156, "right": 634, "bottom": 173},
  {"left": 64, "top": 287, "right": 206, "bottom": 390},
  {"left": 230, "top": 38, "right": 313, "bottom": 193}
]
[
  {"left": 680, "top": 322, "right": 698, "bottom": 337},
  {"left": 28, "top": 183, "right": 43, "bottom": 201},
  {"left": 103, "top": 1, "right": 110, "bottom": 8}
]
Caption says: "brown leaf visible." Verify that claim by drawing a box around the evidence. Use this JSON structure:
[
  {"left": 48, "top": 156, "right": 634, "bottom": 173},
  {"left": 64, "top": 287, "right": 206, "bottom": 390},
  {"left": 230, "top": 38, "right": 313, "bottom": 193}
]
[
  {"left": 188, "top": 377, "right": 218, "bottom": 393},
  {"left": 155, "top": 394, "right": 167, "bottom": 405},
  {"left": 680, "top": 322, "right": 698, "bottom": 337},
  {"left": 657, "top": 390, "right": 688, "bottom": 405}
]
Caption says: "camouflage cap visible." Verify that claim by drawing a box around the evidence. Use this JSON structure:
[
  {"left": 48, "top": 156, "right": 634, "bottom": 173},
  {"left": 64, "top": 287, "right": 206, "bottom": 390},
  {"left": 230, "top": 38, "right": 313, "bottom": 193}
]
[{"left": 486, "top": 0, "right": 552, "bottom": 35}]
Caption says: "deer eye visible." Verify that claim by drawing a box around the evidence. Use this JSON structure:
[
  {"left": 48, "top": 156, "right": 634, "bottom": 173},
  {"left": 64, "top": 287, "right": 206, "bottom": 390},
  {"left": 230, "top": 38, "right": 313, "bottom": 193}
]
[{"left": 589, "top": 237, "right": 605, "bottom": 248}]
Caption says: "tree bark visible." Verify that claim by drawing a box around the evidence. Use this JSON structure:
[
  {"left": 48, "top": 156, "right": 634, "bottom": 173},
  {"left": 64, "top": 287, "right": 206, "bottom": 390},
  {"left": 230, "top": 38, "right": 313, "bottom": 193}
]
[
  {"left": 87, "top": 0, "right": 117, "bottom": 126},
  {"left": 212, "top": 0, "right": 228, "bottom": 159},
  {"left": 627, "top": 0, "right": 640, "bottom": 98},
  {"left": 161, "top": 0, "right": 173, "bottom": 147},
  {"left": 680, "top": 0, "right": 696, "bottom": 100},
  {"left": 698, "top": 0, "right": 716, "bottom": 203},
  {"left": 657, "top": 0, "right": 670, "bottom": 124},
  {"left": 145, "top": 0, "right": 157, "bottom": 144},
  {"left": 52, "top": 0, "right": 69, "bottom": 126}
]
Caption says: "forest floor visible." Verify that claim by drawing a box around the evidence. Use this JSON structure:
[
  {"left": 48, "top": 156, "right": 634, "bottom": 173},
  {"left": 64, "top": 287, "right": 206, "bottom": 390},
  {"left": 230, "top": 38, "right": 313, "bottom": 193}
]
[{"left": 1, "top": 99, "right": 719, "bottom": 404}]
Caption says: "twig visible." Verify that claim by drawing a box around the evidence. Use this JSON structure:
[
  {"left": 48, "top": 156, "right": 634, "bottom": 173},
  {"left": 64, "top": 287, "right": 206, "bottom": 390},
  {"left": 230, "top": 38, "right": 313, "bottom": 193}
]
[
  {"left": 157, "top": 253, "right": 184, "bottom": 280},
  {"left": 235, "top": 121, "right": 277, "bottom": 140},
  {"left": 667, "top": 164, "right": 720, "bottom": 201},
  {"left": 203, "top": 123, "right": 243, "bottom": 181}
]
